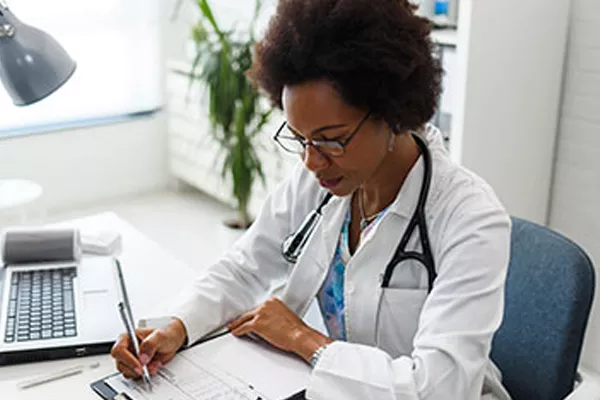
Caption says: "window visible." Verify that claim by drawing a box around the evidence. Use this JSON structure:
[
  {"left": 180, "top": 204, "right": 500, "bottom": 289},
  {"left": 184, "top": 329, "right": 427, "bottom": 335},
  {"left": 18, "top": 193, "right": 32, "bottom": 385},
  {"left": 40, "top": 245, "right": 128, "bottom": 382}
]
[{"left": 0, "top": 0, "right": 163, "bottom": 134}]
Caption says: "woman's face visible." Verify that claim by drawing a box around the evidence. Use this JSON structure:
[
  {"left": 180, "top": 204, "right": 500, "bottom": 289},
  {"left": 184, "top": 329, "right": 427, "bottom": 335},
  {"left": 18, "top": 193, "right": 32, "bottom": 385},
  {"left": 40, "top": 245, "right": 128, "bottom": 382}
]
[{"left": 282, "top": 80, "right": 390, "bottom": 196}]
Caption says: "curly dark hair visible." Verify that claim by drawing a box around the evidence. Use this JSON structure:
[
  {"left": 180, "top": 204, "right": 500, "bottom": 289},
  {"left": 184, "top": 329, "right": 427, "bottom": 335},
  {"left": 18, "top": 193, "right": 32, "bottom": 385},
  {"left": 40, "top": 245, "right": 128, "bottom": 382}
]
[{"left": 248, "top": 0, "right": 443, "bottom": 133}]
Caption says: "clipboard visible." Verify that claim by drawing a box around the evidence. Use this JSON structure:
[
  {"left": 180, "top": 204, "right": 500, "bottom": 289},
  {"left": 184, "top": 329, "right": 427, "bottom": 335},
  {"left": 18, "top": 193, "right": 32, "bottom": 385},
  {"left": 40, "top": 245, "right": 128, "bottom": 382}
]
[
  {"left": 90, "top": 376, "right": 306, "bottom": 400},
  {"left": 89, "top": 332, "right": 309, "bottom": 400},
  {"left": 90, "top": 373, "right": 133, "bottom": 400}
]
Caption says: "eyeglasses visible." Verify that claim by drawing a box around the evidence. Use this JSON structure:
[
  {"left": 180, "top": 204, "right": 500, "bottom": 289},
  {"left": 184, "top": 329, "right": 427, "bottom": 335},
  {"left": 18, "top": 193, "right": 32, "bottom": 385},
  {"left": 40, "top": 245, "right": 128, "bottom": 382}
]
[{"left": 273, "top": 111, "right": 371, "bottom": 158}]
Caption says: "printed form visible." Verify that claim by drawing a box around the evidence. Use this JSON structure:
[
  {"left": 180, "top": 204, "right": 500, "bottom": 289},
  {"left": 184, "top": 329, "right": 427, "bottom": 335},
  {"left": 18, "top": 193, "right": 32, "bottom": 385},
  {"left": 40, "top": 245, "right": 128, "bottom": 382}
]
[{"left": 104, "top": 334, "right": 311, "bottom": 400}]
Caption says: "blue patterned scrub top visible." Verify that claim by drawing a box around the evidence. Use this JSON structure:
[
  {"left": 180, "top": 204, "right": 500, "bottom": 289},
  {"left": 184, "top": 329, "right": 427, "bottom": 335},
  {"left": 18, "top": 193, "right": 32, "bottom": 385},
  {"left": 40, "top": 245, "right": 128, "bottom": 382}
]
[{"left": 317, "top": 205, "right": 387, "bottom": 341}]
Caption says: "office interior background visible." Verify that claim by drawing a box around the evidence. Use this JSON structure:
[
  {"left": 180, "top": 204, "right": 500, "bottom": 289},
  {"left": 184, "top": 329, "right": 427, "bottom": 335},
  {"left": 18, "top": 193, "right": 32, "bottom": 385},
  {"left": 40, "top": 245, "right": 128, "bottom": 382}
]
[{"left": 1, "top": 0, "right": 600, "bottom": 390}]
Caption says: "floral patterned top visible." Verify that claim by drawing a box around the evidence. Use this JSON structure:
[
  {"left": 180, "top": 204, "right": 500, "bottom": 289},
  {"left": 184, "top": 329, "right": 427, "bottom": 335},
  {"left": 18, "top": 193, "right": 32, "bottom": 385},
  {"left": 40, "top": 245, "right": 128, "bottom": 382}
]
[{"left": 317, "top": 205, "right": 388, "bottom": 340}]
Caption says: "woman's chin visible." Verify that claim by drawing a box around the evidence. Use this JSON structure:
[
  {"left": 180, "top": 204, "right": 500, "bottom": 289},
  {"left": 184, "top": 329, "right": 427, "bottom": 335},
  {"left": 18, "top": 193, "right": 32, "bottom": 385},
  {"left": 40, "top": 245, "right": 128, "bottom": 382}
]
[{"left": 327, "top": 182, "right": 356, "bottom": 198}]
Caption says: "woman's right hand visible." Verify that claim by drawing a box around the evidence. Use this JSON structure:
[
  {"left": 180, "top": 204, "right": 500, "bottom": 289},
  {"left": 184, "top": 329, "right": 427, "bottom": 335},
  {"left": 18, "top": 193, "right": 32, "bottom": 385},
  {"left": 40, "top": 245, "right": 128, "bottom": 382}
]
[{"left": 110, "top": 318, "right": 188, "bottom": 379}]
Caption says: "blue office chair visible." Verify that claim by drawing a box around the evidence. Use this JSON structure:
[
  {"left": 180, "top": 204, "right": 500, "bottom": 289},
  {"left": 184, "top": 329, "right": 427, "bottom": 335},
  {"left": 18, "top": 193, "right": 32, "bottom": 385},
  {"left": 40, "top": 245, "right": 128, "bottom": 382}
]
[{"left": 490, "top": 217, "right": 595, "bottom": 400}]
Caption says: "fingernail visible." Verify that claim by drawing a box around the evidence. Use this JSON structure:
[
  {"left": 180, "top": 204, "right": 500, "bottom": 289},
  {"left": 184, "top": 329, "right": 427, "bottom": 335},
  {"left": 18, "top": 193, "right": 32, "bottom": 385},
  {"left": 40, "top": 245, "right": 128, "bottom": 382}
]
[
  {"left": 135, "top": 367, "right": 142, "bottom": 375},
  {"left": 139, "top": 354, "right": 150, "bottom": 365}
]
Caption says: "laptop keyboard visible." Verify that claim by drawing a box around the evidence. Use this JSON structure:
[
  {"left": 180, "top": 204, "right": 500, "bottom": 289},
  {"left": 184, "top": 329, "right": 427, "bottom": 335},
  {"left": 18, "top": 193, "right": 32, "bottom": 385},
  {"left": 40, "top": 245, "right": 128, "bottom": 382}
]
[{"left": 4, "top": 268, "right": 78, "bottom": 343}]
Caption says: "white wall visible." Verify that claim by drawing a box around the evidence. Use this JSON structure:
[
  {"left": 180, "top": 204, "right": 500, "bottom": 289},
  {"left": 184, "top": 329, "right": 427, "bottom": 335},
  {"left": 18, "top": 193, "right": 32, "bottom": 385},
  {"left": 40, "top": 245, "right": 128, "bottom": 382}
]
[
  {"left": 0, "top": 114, "right": 169, "bottom": 213},
  {"left": 549, "top": 0, "right": 600, "bottom": 375}
]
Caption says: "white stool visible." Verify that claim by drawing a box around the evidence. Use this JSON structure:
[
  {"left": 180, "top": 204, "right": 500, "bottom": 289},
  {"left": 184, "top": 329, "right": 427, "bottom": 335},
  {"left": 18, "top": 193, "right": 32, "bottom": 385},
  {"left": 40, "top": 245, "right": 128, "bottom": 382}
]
[{"left": 0, "top": 179, "right": 44, "bottom": 225}]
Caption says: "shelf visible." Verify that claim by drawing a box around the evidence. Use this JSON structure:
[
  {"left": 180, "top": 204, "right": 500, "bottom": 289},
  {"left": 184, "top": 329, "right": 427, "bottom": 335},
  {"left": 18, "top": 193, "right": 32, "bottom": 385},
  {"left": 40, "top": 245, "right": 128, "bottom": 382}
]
[{"left": 431, "top": 28, "right": 457, "bottom": 47}]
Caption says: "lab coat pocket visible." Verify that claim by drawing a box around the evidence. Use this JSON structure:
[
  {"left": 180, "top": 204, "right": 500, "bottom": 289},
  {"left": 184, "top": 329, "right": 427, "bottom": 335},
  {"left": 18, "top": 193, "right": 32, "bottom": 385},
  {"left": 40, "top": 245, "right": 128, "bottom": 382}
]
[{"left": 377, "top": 288, "right": 428, "bottom": 358}]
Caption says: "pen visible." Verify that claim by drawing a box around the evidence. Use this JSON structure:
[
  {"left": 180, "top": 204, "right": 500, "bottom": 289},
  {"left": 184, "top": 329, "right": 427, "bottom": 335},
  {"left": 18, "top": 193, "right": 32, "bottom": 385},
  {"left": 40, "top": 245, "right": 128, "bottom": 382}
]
[
  {"left": 17, "top": 365, "right": 84, "bottom": 389},
  {"left": 118, "top": 302, "right": 152, "bottom": 387},
  {"left": 115, "top": 259, "right": 136, "bottom": 333},
  {"left": 115, "top": 258, "right": 151, "bottom": 388},
  {"left": 17, "top": 362, "right": 99, "bottom": 390}
]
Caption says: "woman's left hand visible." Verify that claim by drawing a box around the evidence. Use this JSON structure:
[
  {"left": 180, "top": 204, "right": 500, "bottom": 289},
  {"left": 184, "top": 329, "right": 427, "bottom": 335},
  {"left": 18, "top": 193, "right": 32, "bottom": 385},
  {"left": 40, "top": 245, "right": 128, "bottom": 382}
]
[{"left": 228, "top": 297, "right": 332, "bottom": 363}]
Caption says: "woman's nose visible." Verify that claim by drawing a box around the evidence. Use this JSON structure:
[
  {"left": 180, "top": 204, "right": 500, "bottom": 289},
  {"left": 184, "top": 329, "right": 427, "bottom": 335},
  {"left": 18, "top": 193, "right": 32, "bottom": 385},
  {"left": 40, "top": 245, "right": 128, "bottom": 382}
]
[{"left": 302, "top": 145, "right": 330, "bottom": 173}]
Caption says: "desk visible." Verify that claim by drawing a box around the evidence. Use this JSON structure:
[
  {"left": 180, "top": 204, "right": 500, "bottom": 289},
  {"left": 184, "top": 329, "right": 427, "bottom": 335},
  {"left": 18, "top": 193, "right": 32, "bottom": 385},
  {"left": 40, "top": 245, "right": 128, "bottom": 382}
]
[{"left": 0, "top": 212, "right": 197, "bottom": 400}]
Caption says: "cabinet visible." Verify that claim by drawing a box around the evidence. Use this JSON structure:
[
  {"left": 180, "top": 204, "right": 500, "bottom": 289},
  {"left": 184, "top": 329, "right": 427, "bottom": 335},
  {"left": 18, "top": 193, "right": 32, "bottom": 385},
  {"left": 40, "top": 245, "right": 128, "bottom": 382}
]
[{"left": 446, "top": 0, "right": 570, "bottom": 224}]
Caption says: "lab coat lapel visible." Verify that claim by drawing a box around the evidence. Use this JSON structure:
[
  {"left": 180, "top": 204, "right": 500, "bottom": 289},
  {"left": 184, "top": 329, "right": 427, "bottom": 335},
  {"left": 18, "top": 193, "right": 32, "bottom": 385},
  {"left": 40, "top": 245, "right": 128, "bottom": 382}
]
[{"left": 281, "top": 194, "right": 350, "bottom": 316}]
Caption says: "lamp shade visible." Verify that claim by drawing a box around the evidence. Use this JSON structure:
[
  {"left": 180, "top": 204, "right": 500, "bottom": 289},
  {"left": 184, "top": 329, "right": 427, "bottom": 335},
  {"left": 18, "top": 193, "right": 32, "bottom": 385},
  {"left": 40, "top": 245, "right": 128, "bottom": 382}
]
[{"left": 0, "top": 4, "right": 76, "bottom": 106}]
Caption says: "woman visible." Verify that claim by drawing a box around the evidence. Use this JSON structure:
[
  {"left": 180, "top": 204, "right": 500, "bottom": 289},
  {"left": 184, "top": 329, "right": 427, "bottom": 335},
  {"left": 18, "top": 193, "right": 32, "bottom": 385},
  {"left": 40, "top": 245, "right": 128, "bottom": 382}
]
[{"left": 111, "top": 1, "right": 512, "bottom": 399}]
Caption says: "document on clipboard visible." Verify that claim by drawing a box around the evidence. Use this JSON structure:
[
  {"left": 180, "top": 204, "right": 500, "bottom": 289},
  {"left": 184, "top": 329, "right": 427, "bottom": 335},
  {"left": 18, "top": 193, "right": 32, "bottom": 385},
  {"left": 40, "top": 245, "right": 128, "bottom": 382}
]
[{"left": 90, "top": 333, "right": 311, "bottom": 400}]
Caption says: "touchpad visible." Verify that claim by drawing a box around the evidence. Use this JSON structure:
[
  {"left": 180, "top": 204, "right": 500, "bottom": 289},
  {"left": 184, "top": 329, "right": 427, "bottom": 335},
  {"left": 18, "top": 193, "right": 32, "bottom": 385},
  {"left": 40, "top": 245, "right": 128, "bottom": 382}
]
[{"left": 78, "top": 257, "right": 114, "bottom": 294}]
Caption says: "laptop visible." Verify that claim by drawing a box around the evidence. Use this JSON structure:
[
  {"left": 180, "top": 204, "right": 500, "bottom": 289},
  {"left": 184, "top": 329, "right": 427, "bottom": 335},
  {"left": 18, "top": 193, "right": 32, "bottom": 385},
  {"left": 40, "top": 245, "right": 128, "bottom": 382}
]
[{"left": 0, "top": 255, "right": 123, "bottom": 365}]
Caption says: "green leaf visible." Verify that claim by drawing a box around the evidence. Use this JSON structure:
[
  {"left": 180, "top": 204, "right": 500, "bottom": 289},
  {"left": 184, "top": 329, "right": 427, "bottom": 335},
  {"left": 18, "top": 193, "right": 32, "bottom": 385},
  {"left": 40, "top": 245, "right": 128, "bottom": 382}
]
[{"left": 197, "top": 0, "right": 225, "bottom": 41}]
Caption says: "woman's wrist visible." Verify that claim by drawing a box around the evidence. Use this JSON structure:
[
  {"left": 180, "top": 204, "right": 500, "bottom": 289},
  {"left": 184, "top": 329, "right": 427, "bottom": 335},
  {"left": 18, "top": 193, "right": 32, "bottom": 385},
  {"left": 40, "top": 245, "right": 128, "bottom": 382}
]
[
  {"left": 294, "top": 326, "right": 333, "bottom": 364},
  {"left": 167, "top": 317, "right": 189, "bottom": 349}
]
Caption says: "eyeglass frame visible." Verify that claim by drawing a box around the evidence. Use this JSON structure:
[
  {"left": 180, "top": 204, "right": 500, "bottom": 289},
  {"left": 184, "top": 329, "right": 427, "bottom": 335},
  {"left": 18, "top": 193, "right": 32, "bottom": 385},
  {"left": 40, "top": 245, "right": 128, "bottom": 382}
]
[{"left": 273, "top": 111, "right": 372, "bottom": 157}]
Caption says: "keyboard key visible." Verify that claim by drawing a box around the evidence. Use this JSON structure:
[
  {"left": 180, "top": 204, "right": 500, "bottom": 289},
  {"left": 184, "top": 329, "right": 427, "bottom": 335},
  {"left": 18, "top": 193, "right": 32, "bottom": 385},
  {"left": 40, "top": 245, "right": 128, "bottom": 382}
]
[
  {"left": 64, "top": 296, "right": 74, "bottom": 312},
  {"left": 52, "top": 331, "right": 64, "bottom": 338},
  {"left": 65, "top": 329, "right": 76, "bottom": 337},
  {"left": 8, "top": 301, "right": 16, "bottom": 317},
  {"left": 5, "top": 336, "right": 14, "bottom": 343},
  {"left": 29, "top": 332, "right": 40, "bottom": 340},
  {"left": 42, "top": 330, "right": 52, "bottom": 338},
  {"left": 17, "top": 335, "right": 29, "bottom": 341}
]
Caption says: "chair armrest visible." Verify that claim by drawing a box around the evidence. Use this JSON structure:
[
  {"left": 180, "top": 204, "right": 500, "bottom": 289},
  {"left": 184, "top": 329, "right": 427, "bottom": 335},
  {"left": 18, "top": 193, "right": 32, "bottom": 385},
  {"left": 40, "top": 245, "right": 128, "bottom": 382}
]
[{"left": 564, "top": 369, "right": 600, "bottom": 400}]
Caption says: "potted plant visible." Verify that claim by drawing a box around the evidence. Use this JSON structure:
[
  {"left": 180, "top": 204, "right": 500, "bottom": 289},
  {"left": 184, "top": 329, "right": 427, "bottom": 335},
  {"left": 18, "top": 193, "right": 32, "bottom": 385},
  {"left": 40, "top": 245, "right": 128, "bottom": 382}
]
[{"left": 186, "top": 0, "right": 273, "bottom": 229}]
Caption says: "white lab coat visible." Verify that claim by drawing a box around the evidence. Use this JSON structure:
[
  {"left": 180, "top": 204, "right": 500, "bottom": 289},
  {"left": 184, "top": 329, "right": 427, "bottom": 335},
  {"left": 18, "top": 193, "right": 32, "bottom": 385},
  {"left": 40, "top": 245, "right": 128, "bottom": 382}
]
[{"left": 173, "top": 126, "right": 512, "bottom": 400}]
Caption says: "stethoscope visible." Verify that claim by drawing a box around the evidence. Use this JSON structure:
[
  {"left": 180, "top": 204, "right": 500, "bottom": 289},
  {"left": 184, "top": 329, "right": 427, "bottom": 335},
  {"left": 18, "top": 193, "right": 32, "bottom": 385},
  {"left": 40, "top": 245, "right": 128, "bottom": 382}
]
[{"left": 281, "top": 133, "right": 437, "bottom": 292}]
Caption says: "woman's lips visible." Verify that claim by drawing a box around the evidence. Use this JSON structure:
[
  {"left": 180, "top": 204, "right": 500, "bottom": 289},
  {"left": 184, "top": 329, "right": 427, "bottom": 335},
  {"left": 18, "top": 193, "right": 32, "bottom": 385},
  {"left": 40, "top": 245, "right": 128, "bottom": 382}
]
[{"left": 318, "top": 177, "right": 343, "bottom": 189}]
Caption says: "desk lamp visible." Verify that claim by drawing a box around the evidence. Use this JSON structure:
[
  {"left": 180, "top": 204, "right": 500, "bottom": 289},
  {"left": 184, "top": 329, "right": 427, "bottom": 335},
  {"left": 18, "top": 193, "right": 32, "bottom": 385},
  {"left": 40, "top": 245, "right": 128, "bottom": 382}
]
[{"left": 0, "top": 0, "right": 76, "bottom": 106}]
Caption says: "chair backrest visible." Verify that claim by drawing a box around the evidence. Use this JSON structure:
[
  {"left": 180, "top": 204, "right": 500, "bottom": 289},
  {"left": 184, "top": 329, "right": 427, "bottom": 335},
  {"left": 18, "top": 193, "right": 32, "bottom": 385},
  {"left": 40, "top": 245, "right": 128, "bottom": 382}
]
[{"left": 490, "top": 217, "right": 595, "bottom": 400}]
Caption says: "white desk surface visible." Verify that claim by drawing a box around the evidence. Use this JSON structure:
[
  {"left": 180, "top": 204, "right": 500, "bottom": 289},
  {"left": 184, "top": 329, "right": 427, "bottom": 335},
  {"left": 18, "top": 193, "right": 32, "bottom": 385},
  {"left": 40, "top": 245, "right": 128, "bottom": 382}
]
[{"left": 0, "top": 212, "right": 197, "bottom": 400}]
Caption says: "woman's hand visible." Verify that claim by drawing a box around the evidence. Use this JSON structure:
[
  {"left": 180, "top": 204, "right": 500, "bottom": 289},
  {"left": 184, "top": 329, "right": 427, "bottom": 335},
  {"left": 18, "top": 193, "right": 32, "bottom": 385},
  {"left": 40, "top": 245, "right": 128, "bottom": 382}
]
[
  {"left": 228, "top": 297, "right": 333, "bottom": 363},
  {"left": 110, "top": 318, "right": 187, "bottom": 379}
]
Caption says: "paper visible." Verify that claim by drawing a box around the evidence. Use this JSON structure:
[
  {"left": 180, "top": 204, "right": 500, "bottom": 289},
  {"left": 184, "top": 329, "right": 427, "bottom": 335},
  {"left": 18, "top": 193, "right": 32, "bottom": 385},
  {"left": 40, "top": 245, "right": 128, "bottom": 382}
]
[
  {"left": 192, "top": 335, "right": 311, "bottom": 399},
  {"left": 105, "top": 334, "right": 311, "bottom": 400},
  {"left": 106, "top": 355, "right": 265, "bottom": 400}
]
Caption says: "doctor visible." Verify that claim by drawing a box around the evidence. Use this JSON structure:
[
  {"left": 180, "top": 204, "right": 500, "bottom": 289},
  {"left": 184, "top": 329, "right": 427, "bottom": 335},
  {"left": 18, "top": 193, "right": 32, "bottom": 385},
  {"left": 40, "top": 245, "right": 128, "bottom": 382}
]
[{"left": 111, "top": 1, "right": 512, "bottom": 399}]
